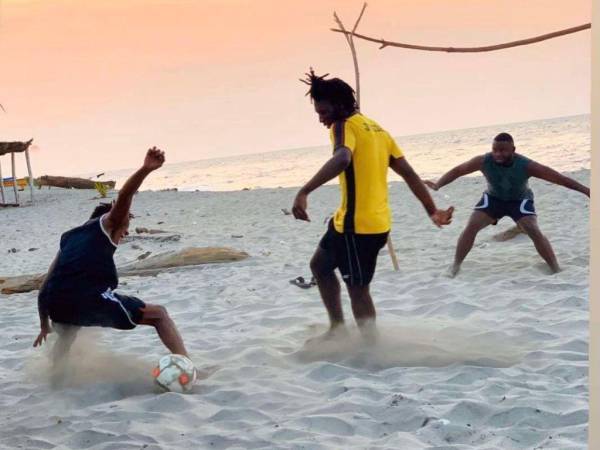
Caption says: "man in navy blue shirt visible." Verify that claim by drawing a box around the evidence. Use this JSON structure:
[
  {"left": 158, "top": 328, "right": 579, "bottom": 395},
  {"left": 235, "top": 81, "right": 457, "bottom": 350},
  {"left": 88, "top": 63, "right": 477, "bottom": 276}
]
[{"left": 34, "top": 147, "right": 189, "bottom": 359}]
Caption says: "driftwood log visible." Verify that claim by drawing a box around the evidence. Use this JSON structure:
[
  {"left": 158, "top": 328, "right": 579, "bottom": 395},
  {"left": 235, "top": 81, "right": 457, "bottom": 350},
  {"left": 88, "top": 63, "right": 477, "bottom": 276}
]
[
  {"left": 0, "top": 273, "right": 46, "bottom": 294},
  {"left": 36, "top": 175, "right": 116, "bottom": 190},
  {"left": 0, "top": 247, "right": 249, "bottom": 295}
]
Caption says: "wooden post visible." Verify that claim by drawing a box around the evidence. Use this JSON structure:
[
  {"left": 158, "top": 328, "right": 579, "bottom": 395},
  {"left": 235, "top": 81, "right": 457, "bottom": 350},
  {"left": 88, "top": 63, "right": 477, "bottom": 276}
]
[
  {"left": 330, "top": 9, "right": 590, "bottom": 275},
  {"left": 386, "top": 236, "right": 400, "bottom": 271},
  {"left": 25, "top": 148, "right": 34, "bottom": 202},
  {"left": 0, "top": 157, "right": 5, "bottom": 203},
  {"left": 331, "top": 23, "right": 591, "bottom": 53},
  {"left": 10, "top": 152, "right": 18, "bottom": 204},
  {"left": 334, "top": 3, "right": 399, "bottom": 271}
]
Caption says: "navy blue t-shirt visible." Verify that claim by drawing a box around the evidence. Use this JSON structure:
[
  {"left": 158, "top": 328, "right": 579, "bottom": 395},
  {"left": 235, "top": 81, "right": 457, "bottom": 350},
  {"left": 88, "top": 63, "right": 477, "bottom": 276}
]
[{"left": 39, "top": 215, "right": 118, "bottom": 303}]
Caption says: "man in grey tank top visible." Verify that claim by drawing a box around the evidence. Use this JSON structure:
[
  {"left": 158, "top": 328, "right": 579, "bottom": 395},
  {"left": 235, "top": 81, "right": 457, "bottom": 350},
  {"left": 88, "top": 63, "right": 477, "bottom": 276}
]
[{"left": 425, "top": 133, "right": 589, "bottom": 276}]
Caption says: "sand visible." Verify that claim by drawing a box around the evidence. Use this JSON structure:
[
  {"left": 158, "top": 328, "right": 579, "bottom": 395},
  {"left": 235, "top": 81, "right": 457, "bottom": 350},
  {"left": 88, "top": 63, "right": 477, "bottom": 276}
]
[{"left": 0, "top": 170, "right": 589, "bottom": 449}]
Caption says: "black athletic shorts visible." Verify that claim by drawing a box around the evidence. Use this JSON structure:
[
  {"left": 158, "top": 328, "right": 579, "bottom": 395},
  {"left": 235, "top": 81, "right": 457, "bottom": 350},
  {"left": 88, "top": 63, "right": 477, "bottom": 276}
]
[
  {"left": 474, "top": 192, "right": 536, "bottom": 223},
  {"left": 46, "top": 288, "right": 146, "bottom": 330},
  {"left": 318, "top": 220, "right": 389, "bottom": 286}
]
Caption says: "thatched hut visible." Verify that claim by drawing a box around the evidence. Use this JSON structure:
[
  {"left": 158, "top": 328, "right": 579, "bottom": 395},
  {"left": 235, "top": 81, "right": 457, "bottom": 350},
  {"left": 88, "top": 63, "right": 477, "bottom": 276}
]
[{"left": 0, "top": 139, "right": 34, "bottom": 206}]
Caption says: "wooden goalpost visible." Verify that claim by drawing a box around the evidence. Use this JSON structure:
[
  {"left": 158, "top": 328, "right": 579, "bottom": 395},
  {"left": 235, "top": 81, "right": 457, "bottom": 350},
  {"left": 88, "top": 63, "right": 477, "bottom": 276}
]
[{"left": 332, "top": 3, "right": 591, "bottom": 271}]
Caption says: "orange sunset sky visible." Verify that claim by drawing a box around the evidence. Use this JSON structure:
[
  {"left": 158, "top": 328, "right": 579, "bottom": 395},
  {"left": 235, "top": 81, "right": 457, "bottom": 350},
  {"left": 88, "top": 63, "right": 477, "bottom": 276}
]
[{"left": 0, "top": 0, "right": 591, "bottom": 176}]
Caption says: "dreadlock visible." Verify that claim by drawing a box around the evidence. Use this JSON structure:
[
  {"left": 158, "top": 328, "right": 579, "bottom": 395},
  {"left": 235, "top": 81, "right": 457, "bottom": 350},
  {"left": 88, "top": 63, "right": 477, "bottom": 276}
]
[{"left": 300, "top": 68, "right": 358, "bottom": 113}]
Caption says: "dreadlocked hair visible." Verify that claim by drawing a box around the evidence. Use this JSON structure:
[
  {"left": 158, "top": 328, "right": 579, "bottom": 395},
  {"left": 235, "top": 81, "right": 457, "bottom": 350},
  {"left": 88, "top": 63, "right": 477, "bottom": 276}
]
[{"left": 300, "top": 68, "right": 358, "bottom": 113}]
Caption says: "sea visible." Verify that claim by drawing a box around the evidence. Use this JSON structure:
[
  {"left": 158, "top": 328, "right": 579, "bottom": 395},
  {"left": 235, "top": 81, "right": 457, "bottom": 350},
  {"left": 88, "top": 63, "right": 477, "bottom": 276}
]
[{"left": 94, "top": 114, "right": 590, "bottom": 192}]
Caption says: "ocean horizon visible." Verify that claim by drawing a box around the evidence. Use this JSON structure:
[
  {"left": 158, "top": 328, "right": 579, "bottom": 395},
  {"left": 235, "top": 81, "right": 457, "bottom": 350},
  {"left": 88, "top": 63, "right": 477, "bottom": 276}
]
[{"left": 85, "top": 114, "right": 590, "bottom": 192}]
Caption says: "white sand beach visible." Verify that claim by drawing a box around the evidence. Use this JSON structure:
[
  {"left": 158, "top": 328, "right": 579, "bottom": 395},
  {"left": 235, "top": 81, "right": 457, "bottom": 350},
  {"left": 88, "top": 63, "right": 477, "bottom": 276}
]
[{"left": 0, "top": 170, "right": 589, "bottom": 449}]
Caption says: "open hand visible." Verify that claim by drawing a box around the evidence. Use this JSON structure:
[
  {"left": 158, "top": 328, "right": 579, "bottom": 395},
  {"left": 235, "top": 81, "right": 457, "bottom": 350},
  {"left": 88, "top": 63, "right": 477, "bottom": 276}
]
[
  {"left": 292, "top": 191, "right": 310, "bottom": 221},
  {"left": 424, "top": 180, "right": 439, "bottom": 191},
  {"left": 143, "top": 147, "right": 165, "bottom": 171},
  {"left": 33, "top": 322, "right": 52, "bottom": 347},
  {"left": 430, "top": 206, "right": 454, "bottom": 227}
]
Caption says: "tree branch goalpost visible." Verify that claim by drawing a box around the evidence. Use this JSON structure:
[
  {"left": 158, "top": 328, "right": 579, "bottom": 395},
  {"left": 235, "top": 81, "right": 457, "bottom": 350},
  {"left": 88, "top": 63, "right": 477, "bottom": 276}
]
[{"left": 331, "top": 3, "right": 591, "bottom": 271}]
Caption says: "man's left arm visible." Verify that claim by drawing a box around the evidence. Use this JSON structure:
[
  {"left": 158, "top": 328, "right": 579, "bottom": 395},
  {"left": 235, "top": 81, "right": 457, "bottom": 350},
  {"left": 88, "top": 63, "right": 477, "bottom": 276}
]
[
  {"left": 528, "top": 161, "right": 590, "bottom": 197},
  {"left": 389, "top": 156, "right": 454, "bottom": 227}
]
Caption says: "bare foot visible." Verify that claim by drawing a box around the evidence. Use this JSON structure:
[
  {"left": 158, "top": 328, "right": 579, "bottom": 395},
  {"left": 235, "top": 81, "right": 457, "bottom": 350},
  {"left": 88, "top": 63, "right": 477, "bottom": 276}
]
[
  {"left": 445, "top": 264, "right": 460, "bottom": 278},
  {"left": 549, "top": 264, "right": 561, "bottom": 275},
  {"left": 305, "top": 325, "right": 349, "bottom": 345},
  {"left": 358, "top": 321, "right": 379, "bottom": 345}
]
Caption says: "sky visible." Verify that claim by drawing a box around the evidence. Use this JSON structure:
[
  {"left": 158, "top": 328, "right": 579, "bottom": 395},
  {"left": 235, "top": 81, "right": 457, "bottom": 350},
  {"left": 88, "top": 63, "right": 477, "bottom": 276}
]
[{"left": 0, "top": 0, "right": 591, "bottom": 176}]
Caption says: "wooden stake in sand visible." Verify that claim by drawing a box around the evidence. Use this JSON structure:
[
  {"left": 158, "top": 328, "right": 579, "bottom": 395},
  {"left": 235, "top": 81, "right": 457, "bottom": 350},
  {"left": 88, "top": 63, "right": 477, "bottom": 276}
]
[
  {"left": 330, "top": 6, "right": 591, "bottom": 272},
  {"left": 333, "top": 3, "right": 400, "bottom": 271},
  {"left": 0, "top": 152, "right": 5, "bottom": 204}
]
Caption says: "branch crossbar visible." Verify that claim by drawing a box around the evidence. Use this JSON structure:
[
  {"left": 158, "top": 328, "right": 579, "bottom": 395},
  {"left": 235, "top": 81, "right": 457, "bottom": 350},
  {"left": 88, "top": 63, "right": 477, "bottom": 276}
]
[{"left": 332, "top": 23, "right": 591, "bottom": 52}]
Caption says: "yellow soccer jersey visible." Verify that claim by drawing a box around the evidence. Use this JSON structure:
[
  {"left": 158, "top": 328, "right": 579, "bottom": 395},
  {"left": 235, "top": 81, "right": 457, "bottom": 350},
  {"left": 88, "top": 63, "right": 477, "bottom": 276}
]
[{"left": 329, "top": 113, "right": 404, "bottom": 234}]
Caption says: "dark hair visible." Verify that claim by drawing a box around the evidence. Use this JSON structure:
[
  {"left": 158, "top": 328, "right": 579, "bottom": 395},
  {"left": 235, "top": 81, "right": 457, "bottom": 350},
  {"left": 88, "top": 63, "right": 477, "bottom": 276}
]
[
  {"left": 90, "top": 202, "right": 112, "bottom": 220},
  {"left": 494, "top": 132, "right": 514, "bottom": 143},
  {"left": 300, "top": 68, "right": 358, "bottom": 113}
]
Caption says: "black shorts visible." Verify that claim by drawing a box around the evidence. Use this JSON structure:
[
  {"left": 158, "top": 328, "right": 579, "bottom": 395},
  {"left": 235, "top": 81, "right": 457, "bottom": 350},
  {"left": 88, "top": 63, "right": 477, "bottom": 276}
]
[
  {"left": 474, "top": 193, "right": 536, "bottom": 223},
  {"left": 318, "top": 220, "right": 389, "bottom": 286},
  {"left": 46, "top": 288, "right": 146, "bottom": 330}
]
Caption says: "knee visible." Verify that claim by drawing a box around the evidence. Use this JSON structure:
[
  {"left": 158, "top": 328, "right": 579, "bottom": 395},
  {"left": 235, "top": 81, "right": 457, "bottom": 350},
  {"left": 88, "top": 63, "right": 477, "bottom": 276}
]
[
  {"left": 310, "top": 255, "right": 330, "bottom": 279},
  {"left": 142, "top": 304, "right": 170, "bottom": 324},
  {"left": 463, "top": 220, "right": 484, "bottom": 235},
  {"left": 521, "top": 225, "right": 542, "bottom": 240},
  {"left": 460, "top": 226, "right": 478, "bottom": 240},
  {"left": 348, "top": 285, "right": 369, "bottom": 299}
]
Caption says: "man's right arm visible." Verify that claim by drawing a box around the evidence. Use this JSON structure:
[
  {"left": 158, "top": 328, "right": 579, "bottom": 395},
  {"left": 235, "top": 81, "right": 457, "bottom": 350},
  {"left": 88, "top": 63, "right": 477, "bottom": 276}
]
[
  {"left": 292, "top": 147, "right": 352, "bottom": 221},
  {"left": 426, "top": 155, "right": 484, "bottom": 191},
  {"left": 292, "top": 120, "right": 355, "bottom": 222},
  {"left": 103, "top": 147, "right": 165, "bottom": 237}
]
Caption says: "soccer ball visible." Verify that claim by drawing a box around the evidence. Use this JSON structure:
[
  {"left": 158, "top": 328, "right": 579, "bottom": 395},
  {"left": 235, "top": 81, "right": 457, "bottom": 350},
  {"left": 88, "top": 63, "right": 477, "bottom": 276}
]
[{"left": 152, "top": 354, "right": 196, "bottom": 393}]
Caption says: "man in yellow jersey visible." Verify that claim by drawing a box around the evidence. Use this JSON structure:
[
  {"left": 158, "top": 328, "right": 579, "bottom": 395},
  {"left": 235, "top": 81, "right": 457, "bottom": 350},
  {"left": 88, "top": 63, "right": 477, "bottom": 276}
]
[{"left": 292, "top": 69, "right": 454, "bottom": 341}]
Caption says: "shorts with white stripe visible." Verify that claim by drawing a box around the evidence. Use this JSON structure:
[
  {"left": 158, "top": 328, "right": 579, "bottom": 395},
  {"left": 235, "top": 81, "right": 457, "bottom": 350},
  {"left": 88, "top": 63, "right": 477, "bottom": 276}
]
[
  {"left": 318, "top": 220, "right": 389, "bottom": 286},
  {"left": 474, "top": 192, "right": 536, "bottom": 223},
  {"left": 46, "top": 288, "right": 146, "bottom": 330}
]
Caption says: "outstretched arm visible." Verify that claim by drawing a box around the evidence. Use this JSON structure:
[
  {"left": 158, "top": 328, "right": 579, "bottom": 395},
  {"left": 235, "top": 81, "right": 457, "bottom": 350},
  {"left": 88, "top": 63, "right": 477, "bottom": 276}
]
[
  {"left": 389, "top": 156, "right": 454, "bottom": 227},
  {"left": 33, "top": 254, "right": 58, "bottom": 347},
  {"left": 425, "top": 155, "right": 484, "bottom": 191},
  {"left": 292, "top": 147, "right": 352, "bottom": 221},
  {"left": 103, "top": 147, "right": 165, "bottom": 236},
  {"left": 528, "top": 161, "right": 590, "bottom": 197}
]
